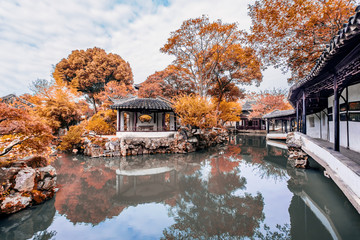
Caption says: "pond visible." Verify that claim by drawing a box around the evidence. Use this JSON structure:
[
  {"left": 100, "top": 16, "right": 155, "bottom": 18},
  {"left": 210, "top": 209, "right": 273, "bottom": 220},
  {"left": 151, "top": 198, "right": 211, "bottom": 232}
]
[{"left": 1, "top": 134, "right": 359, "bottom": 240}]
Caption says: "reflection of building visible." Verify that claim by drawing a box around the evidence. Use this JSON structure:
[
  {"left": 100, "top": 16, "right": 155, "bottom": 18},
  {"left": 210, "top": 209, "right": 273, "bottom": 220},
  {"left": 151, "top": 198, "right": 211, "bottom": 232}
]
[
  {"left": 236, "top": 101, "right": 265, "bottom": 131},
  {"left": 115, "top": 167, "right": 178, "bottom": 204},
  {"left": 110, "top": 97, "right": 177, "bottom": 138},
  {"left": 287, "top": 167, "right": 360, "bottom": 239}
]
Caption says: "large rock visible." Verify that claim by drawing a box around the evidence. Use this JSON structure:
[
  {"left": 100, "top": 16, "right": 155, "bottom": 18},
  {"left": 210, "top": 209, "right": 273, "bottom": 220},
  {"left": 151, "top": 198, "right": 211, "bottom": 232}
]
[
  {"left": 1, "top": 193, "right": 31, "bottom": 214},
  {"left": 14, "top": 167, "right": 36, "bottom": 192}
]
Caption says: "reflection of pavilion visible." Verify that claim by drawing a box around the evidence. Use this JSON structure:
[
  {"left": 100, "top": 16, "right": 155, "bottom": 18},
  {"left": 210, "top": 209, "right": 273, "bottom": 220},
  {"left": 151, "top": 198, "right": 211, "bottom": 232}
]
[{"left": 115, "top": 165, "right": 179, "bottom": 204}]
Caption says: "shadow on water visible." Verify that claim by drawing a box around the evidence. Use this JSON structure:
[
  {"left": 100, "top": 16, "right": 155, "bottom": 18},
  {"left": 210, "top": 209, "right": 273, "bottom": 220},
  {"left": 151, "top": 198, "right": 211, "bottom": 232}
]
[{"left": 1, "top": 134, "right": 360, "bottom": 239}]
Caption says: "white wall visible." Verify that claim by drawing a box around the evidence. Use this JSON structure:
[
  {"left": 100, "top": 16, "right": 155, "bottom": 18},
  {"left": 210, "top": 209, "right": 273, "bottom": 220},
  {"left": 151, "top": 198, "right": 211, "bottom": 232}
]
[{"left": 324, "top": 83, "right": 360, "bottom": 152}]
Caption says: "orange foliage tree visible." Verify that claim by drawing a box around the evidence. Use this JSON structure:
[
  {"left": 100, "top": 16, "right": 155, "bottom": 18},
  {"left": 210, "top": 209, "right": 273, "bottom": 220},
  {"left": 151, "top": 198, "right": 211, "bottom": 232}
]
[
  {"left": 248, "top": 89, "right": 293, "bottom": 119},
  {"left": 172, "top": 95, "right": 242, "bottom": 129},
  {"left": 28, "top": 79, "right": 83, "bottom": 134},
  {"left": 248, "top": 0, "right": 358, "bottom": 83},
  {"left": 94, "top": 81, "right": 135, "bottom": 110},
  {"left": 0, "top": 102, "right": 53, "bottom": 159},
  {"left": 86, "top": 110, "right": 117, "bottom": 135},
  {"left": 172, "top": 95, "right": 218, "bottom": 129},
  {"left": 161, "top": 16, "right": 262, "bottom": 98},
  {"left": 53, "top": 47, "right": 134, "bottom": 112},
  {"left": 138, "top": 65, "right": 194, "bottom": 99}
]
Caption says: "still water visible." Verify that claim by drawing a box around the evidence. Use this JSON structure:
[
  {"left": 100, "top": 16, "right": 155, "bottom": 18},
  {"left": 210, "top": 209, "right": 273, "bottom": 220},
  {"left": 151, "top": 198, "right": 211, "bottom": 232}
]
[{"left": 1, "top": 134, "right": 360, "bottom": 240}]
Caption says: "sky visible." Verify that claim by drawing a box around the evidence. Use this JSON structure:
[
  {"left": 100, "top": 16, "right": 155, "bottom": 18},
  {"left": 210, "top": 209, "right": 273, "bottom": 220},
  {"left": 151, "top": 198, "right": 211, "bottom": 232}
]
[{"left": 0, "top": 0, "right": 290, "bottom": 97}]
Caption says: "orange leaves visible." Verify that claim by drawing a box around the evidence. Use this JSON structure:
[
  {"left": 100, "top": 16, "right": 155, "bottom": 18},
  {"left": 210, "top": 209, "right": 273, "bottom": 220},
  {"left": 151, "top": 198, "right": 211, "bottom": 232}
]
[
  {"left": 248, "top": 0, "right": 357, "bottom": 83},
  {"left": 248, "top": 90, "right": 293, "bottom": 119},
  {"left": 53, "top": 47, "right": 134, "bottom": 111},
  {"left": 0, "top": 102, "right": 53, "bottom": 159},
  {"left": 172, "top": 95, "right": 218, "bottom": 129},
  {"left": 86, "top": 110, "right": 116, "bottom": 135},
  {"left": 172, "top": 95, "right": 242, "bottom": 129},
  {"left": 161, "top": 16, "right": 262, "bottom": 97},
  {"left": 138, "top": 64, "right": 194, "bottom": 99}
]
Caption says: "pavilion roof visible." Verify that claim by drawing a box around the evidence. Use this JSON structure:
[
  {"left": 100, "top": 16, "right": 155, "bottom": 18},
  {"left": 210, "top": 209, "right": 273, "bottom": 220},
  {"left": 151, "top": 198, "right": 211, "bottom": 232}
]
[
  {"left": 289, "top": 6, "right": 360, "bottom": 106},
  {"left": 262, "top": 109, "right": 295, "bottom": 119},
  {"left": 110, "top": 97, "right": 173, "bottom": 111},
  {"left": 242, "top": 100, "right": 256, "bottom": 111}
]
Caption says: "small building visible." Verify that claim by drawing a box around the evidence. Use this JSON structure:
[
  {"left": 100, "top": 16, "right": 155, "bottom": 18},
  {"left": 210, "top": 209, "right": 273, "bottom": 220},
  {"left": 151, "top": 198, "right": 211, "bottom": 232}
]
[
  {"left": 263, "top": 109, "right": 296, "bottom": 133},
  {"left": 110, "top": 97, "right": 177, "bottom": 138},
  {"left": 236, "top": 101, "right": 265, "bottom": 131}
]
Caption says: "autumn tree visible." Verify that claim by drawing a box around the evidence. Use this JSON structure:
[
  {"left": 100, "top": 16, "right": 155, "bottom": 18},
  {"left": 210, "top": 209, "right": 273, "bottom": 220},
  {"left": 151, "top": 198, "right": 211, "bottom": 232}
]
[
  {"left": 248, "top": 0, "right": 358, "bottom": 83},
  {"left": 94, "top": 81, "right": 135, "bottom": 110},
  {"left": 217, "top": 100, "right": 242, "bottom": 125},
  {"left": 248, "top": 89, "right": 293, "bottom": 119},
  {"left": 161, "top": 16, "right": 262, "bottom": 98},
  {"left": 86, "top": 110, "right": 117, "bottom": 135},
  {"left": 172, "top": 95, "right": 242, "bottom": 129},
  {"left": 53, "top": 47, "right": 133, "bottom": 112},
  {"left": 28, "top": 80, "right": 83, "bottom": 134},
  {"left": 172, "top": 95, "right": 218, "bottom": 129},
  {"left": 139, "top": 65, "right": 194, "bottom": 99},
  {"left": 0, "top": 102, "right": 53, "bottom": 159}
]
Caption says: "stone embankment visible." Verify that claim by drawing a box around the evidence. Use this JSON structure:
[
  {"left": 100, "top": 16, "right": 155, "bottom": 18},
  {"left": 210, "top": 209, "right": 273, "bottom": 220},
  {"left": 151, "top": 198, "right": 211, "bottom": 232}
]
[
  {"left": 286, "top": 132, "right": 309, "bottom": 168},
  {"left": 84, "top": 128, "right": 229, "bottom": 158},
  {"left": 0, "top": 156, "right": 57, "bottom": 215}
]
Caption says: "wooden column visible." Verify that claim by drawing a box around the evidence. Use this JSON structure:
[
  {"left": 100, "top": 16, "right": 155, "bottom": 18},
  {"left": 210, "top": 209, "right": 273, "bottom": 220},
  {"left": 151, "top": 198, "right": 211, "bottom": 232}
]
[
  {"left": 302, "top": 91, "right": 307, "bottom": 134},
  {"left": 162, "top": 112, "right": 166, "bottom": 131},
  {"left": 334, "top": 75, "right": 340, "bottom": 151},
  {"left": 134, "top": 112, "right": 137, "bottom": 131},
  {"left": 266, "top": 119, "right": 270, "bottom": 133},
  {"left": 285, "top": 120, "right": 288, "bottom": 133},
  {"left": 117, "top": 110, "right": 120, "bottom": 131},
  {"left": 296, "top": 101, "right": 299, "bottom": 132}
]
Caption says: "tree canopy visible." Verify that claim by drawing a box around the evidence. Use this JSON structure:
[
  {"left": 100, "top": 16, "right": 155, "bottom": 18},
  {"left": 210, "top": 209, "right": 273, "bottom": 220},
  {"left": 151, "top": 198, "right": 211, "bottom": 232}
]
[
  {"left": 248, "top": 89, "right": 293, "bottom": 119},
  {"left": 138, "top": 65, "right": 194, "bottom": 99},
  {"left": 161, "top": 16, "right": 262, "bottom": 99},
  {"left": 248, "top": 0, "right": 358, "bottom": 83},
  {"left": 53, "top": 47, "right": 134, "bottom": 112}
]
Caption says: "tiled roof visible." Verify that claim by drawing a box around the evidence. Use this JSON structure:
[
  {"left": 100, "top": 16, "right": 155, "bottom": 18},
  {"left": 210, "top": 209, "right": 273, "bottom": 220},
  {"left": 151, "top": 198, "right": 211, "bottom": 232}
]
[
  {"left": 242, "top": 101, "right": 256, "bottom": 111},
  {"left": 289, "top": 6, "right": 360, "bottom": 101},
  {"left": 110, "top": 97, "right": 173, "bottom": 111},
  {"left": 1, "top": 94, "right": 34, "bottom": 108},
  {"left": 262, "top": 109, "right": 295, "bottom": 119}
]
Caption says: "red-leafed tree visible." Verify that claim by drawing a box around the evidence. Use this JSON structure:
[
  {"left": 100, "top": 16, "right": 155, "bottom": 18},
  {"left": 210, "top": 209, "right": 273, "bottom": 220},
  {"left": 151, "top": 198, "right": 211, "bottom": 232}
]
[{"left": 248, "top": 89, "right": 293, "bottom": 119}]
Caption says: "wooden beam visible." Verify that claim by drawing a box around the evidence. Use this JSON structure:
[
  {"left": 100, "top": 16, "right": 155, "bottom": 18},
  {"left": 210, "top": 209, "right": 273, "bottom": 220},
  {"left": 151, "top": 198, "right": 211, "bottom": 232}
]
[{"left": 302, "top": 91, "right": 307, "bottom": 134}]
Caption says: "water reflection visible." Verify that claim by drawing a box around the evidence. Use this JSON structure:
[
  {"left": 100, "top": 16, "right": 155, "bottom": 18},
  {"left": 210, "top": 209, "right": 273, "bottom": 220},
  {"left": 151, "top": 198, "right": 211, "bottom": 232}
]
[
  {"left": 1, "top": 134, "right": 360, "bottom": 239},
  {"left": 0, "top": 198, "right": 56, "bottom": 240}
]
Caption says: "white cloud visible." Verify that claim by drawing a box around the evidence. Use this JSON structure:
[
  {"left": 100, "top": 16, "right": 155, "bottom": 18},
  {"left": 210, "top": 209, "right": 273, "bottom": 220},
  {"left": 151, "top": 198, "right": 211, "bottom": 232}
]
[{"left": 0, "top": 0, "right": 290, "bottom": 97}]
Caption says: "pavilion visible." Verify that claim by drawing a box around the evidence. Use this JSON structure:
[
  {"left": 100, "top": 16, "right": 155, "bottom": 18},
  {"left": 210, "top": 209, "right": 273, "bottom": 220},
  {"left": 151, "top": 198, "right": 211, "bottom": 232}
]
[{"left": 110, "top": 97, "right": 177, "bottom": 138}]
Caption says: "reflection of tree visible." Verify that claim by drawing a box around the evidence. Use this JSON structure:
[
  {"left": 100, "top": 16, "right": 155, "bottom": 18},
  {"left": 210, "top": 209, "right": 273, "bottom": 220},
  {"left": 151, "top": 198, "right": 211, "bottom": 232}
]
[
  {"left": 226, "top": 135, "right": 288, "bottom": 182},
  {"left": 0, "top": 198, "right": 56, "bottom": 240},
  {"left": 255, "top": 224, "right": 291, "bottom": 240},
  {"left": 162, "top": 156, "right": 265, "bottom": 239},
  {"left": 53, "top": 155, "right": 125, "bottom": 225}
]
